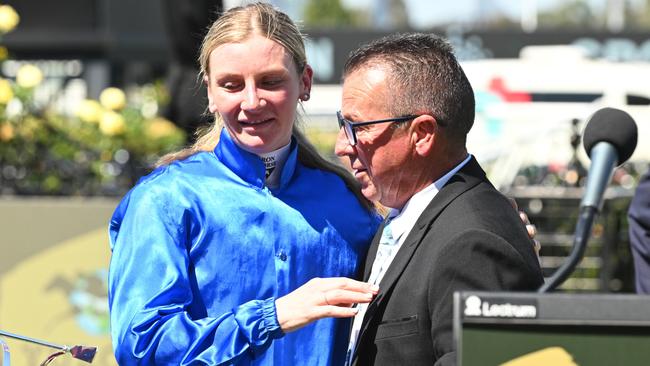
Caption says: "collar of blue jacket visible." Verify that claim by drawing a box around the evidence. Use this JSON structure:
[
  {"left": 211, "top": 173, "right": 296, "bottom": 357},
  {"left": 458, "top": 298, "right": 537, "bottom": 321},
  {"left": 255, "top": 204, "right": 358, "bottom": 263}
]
[{"left": 215, "top": 128, "right": 299, "bottom": 190}]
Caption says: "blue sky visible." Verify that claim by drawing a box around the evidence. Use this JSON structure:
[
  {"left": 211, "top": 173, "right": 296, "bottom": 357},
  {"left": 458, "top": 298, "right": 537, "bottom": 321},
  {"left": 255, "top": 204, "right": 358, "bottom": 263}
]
[
  {"left": 408, "top": 0, "right": 613, "bottom": 28},
  {"left": 228, "top": 0, "right": 645, "bottom": 30},
  {"left": 341, "top": 0, "right": 609, "bottom": 29}
]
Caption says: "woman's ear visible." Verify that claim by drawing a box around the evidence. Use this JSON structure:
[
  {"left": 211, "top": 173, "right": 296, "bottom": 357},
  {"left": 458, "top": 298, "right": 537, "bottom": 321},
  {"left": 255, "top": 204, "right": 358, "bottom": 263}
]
[
  {"left": 204, "top": 75, "right": 217, "bottom": 113},
  {"left": 411, "top": 115, "right": 436, "bottom": 156},
  {"left": 300, "top": 64, "right": 314, "bottom": 100}
]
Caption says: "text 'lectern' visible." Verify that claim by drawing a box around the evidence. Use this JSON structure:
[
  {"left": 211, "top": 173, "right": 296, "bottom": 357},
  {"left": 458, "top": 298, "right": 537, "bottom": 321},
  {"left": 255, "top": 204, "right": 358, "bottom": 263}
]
[{"left": 454, "top": 292, "right": 650, "bottom": 366}]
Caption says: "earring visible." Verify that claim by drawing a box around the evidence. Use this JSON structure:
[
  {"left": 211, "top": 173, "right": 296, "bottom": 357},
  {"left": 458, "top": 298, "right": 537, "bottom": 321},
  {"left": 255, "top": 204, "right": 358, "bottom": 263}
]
[{"left": 302, "top": 93, "right": 310, "bottom": 101}]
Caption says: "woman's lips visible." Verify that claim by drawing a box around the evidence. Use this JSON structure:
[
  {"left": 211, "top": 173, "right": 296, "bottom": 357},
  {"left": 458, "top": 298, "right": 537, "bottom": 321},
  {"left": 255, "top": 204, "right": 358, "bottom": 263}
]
[{"left": 239, "top": 117, "right": 273, "bottom": 126}]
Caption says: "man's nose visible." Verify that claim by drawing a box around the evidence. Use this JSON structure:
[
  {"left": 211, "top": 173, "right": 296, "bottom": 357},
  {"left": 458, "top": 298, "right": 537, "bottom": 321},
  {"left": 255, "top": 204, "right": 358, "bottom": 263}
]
[{"left": 334, "top": 128, "right": 353, "bottom": 157}]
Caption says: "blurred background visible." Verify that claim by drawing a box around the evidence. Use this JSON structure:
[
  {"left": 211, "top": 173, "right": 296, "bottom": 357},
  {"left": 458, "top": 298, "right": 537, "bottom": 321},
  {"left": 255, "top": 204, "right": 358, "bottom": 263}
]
[{"left": 1, "top": 0, "right": 649, "bottom": 364}]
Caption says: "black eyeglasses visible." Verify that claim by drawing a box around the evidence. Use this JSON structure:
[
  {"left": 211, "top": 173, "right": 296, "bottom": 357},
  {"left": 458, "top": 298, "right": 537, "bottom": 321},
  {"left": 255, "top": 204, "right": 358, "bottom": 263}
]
[{"left": 336, "top": 110, "right": 418, "bottom": 146}]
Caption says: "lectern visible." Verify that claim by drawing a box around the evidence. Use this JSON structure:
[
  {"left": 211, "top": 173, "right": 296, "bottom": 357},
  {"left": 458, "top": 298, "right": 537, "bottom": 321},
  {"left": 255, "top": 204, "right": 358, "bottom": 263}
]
[{"left": 454, "top": 291, "right": 650, "bottom": 366}]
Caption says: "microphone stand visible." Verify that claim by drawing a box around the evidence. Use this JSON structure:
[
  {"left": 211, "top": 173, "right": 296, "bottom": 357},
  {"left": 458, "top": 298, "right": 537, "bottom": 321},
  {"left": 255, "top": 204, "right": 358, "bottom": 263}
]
[
  {"left": 538, "top": 205, "right": 598, "bottom": 292},
  {"left": 538, "top": 142, "right": 618, "bottom": 293},
  {"left": 0, "top": 330, "right": 96, "bottom": 365}
]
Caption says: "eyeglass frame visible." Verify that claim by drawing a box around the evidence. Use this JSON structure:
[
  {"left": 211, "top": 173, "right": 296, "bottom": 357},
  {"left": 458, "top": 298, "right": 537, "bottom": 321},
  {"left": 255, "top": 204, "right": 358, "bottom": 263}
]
[{"left": 336, "top": 110, "right": 419, "bottom": 146}]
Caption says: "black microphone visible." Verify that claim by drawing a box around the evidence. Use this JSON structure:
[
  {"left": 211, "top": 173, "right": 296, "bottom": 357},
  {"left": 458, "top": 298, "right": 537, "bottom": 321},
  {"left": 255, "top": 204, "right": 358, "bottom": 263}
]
[{"left": 538, "top": 107, "right": 637, "bottom": 292}]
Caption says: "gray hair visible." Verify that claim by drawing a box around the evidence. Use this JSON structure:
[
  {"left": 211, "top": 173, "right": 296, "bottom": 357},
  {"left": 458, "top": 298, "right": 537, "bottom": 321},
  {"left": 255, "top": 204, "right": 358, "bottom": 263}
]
[{"left": 343, "top": 32, "right": 475, "bottom": 145}]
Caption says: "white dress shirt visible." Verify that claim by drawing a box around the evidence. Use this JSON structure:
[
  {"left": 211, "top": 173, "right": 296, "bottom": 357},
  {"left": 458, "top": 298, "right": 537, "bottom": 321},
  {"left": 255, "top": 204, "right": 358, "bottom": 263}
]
[{"left": 345, "top": 154, "right": 472, "bottom": 365}]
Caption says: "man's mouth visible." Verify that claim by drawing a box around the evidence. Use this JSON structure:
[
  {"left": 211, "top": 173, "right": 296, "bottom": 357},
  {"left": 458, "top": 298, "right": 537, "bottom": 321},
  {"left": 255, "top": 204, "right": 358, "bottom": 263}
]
[{"left": 353, "top": 167, "right": 367, "bottom": 178}]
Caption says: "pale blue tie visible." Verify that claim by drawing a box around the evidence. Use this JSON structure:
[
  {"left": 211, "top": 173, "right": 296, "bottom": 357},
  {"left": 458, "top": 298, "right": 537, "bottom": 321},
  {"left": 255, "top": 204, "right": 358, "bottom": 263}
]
[
  {"left": 368, "top": 219, "right": 399, "bottom": 285},
  {"left": 345, "top": 219, "right": 399, "bottom": 366}
]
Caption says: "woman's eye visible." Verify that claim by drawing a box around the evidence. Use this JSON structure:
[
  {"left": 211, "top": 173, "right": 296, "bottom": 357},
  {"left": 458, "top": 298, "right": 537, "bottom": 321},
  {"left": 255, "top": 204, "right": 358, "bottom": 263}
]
[
  {"left": 221, "top": 81, "right": 241, "bottom": 90},
  {"left": 262, "top": 79, "right": 282, "bottom": 87}
]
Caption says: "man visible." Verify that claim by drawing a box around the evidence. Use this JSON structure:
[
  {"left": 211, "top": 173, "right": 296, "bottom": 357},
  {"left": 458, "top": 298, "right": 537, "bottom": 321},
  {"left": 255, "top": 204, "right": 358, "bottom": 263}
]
[
  {"left": 335, "top": 33, "right": 544, "bottom": 366},
  {"left": 629, "top": 168, "right": 650, "bottom": 293}
]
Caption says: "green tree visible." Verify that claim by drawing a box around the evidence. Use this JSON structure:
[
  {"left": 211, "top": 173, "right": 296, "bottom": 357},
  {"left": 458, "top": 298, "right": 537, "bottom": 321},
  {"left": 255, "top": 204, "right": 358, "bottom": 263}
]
[
  {"left": 537, "top": 0, "right": 599, "bottom": 29},
  {"left": 303, "top": 0, "right": 357, "bottom": 27},
  {"left": 626, "top": 0, "right": 650, "bottom": 29}
]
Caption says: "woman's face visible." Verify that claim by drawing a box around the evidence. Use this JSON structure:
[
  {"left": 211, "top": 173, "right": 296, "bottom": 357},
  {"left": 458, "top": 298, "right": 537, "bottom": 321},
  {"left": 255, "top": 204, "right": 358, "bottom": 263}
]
[{"left": 205, "top": 34, "right": 312, "bottom": 154}]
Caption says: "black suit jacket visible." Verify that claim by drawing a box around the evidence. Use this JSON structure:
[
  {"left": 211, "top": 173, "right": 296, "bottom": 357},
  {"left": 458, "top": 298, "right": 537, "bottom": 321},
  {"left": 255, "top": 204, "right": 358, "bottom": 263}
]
[
  {"left": 629, "top": 169, "right": 650, "bottom": 293},
  {"left": 352, "top": 157, "right": 544, "bottom": 366}
]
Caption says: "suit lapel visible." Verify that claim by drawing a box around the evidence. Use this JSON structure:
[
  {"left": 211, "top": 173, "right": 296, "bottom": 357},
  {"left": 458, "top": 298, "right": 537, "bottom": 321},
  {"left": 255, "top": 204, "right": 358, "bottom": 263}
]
[
  {"left": 354, "top": 157, "right": 487, "bottom": 358},
  {"left": 363, "top": 222, "right": 385, "bottom": 281}
]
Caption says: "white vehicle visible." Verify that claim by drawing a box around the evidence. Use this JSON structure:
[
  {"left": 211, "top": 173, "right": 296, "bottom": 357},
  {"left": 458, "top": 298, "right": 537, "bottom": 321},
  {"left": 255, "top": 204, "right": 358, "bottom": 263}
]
[
  {"left": 462, "top": 45, "right": 650, "bottom": 188},
  {"left": 306, "top": 45, "right": 649, "bottom": 188}
]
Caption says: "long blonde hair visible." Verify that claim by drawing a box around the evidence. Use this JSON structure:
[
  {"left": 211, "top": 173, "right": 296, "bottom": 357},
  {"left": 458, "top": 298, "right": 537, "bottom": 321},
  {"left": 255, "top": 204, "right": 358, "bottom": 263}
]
[{"left": 156, "top": 2, "right": 373, "bottom": 211}]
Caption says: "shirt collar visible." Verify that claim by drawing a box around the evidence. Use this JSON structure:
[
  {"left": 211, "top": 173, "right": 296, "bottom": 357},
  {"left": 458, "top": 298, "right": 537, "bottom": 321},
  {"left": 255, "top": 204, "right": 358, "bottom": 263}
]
[
  {"left": 388, "top": 154, "right": 472, "bottom": 243},
  {"left": 259, "top": 143, "right": 292, "bottom": 189},
  {"left": 214, "top": 128, "right": 298, "bottom": 189}
]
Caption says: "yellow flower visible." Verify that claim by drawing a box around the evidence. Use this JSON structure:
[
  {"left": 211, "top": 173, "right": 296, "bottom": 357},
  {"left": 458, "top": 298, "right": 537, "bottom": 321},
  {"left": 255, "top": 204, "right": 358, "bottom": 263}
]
[
  {"left": 100, "top": 150, "right": 113, "bottom": 162},
  {"left": 146, "top": 117, "right": 177, "bottom": 139},
  {"left": 0, "top": 122, "right": 14, "bottom": 141},
  {"left": 99, "top": 87, "right": 126, "bottom": 110},
  {"left": 0, "top": 46, "right": 9, "bottom": 61},
  {"left": 16, "top": 64, "right": 43, "bottom": 89},
  {"left": 0, "top": 78, "right": 13, "bottom": 104},
  {"left": 76, "top": 99, "right": 103, "bottom": 123},
  {"left": 0, "top": 5, "right": 19, "bottom": 34},
  {"left": 99, "top": 110, "right": 126, "bottom": 136}
]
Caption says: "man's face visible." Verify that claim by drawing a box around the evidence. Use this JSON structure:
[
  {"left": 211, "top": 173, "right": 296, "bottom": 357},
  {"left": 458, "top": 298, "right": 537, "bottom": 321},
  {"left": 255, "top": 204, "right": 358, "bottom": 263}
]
[{"left": 334, "top": 66, "right": 414, "bottom": 209}]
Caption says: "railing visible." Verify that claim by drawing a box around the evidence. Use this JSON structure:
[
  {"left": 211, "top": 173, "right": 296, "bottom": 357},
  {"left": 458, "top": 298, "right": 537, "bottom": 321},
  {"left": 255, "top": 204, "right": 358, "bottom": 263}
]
[
  {"left": 0, "top": 338, "right": 9, "bottom": 366},
  {"left": 506, "top": 185, "right": 634, "bottom": 292}
]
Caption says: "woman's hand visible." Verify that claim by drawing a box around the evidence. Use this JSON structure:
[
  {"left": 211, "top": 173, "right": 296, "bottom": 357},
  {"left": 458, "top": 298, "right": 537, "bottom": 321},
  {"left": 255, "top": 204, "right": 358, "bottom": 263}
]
[
  {"left": 275, "top": 277, "right": 379, "bottom": 332},
  {"left": 509, "top": 197, "right": 542, "bottom": 257}
]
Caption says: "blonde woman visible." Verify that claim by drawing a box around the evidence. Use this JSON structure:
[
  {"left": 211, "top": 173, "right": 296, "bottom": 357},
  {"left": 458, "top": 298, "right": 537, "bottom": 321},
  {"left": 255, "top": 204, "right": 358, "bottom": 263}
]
[{"left": 108, "top": 3, "right": 380, "bottom": 365}]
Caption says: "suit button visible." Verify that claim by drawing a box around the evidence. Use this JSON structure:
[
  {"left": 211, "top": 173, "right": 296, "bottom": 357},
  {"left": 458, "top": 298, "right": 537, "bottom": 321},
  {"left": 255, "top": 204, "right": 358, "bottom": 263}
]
[{"left": 278, "top": 251, "right": 287, "bottom": 261}]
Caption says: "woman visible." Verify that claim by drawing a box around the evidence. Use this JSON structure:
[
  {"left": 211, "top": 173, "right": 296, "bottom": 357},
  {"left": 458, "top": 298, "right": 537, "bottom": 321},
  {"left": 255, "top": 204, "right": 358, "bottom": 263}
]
[{"left": 108, "top": 3, "right": 381, "bottom": 365}]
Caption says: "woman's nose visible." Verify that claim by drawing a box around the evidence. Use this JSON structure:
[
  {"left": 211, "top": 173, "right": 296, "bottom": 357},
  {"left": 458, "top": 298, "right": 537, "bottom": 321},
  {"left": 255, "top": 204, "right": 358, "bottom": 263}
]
[{"left": 240, "top": 86, "right": 265, "bottom": 110}]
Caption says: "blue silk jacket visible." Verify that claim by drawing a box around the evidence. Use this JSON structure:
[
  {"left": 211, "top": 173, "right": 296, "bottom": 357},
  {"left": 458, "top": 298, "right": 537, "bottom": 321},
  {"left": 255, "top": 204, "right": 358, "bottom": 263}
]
[{"left": 108, "top": 130, "right": 380, "bottom": 365}]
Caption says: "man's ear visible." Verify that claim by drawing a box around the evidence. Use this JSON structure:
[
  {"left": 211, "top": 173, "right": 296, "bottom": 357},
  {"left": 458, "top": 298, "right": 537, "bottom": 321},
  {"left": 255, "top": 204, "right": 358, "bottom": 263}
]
[
  {"left": 411, "top": 114, "right": 437, "bottom": 156},
  {"left": 204, "top": 75, "right": 217, "bottom": 113}
]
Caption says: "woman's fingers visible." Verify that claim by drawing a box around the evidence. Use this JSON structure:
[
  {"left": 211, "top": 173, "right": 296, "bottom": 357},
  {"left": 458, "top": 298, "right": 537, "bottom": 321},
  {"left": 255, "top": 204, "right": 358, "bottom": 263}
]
[
  {"left": 533, "top": 239, "right": 542, "bottom": 256},
  {"left": 312, "top": 277, "right": 379, "bottom": 293},
  {"left": 508, "top": 197, "right": 518, "bottom": 211},
  {"left": 322, "top": 288, "right": 374, "bottom": 306},
  {"left": 526, "top": 223, "right": 537, "bottom": 238},
  {"left": 317, "top": 305, "right": 360, "bottom": 319},
  {"left": 513, "top": 205, "right": 537, "bottom": 241},
  {"left": 276, "top": 277, "right": 379, "bottom": 333}
]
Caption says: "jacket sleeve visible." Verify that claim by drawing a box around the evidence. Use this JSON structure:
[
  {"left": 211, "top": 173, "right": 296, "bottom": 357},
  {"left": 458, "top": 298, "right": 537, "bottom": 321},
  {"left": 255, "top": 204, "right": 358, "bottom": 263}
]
[
  {"left": 108, "top": 187, "right": 283, "bottom": 365},
  {"left": 427, "top": 229, "right": 544, "bottom": 366},
  {"left": 629, "top": 171, "right": 650, "bottom": 294}
]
